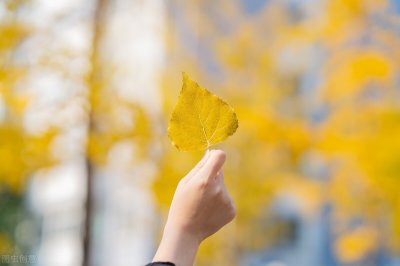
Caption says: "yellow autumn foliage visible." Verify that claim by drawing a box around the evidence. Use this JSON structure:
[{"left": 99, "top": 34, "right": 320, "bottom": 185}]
[
  {"left": 335, "top": 226, "right": 378, "bottom": 263},
  {"left": 154, "top": 1, "right": 400, "bottom": 265}
]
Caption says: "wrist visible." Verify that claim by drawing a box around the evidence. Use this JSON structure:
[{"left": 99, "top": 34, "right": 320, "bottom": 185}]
[{"left": 153, "top": 224, "right": 200, "bottom": 266}]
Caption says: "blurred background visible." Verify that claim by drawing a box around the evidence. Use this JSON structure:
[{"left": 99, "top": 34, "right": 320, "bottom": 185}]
[{"left": 1, "top": 0, "right": 400, "bottom": 265}]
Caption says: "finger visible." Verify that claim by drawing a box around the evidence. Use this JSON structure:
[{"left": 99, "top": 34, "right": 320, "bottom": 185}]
[
  {"left": 216, "top": 170, "right": 224, "bottom": 184},
  {"left": 182, "top": 150, "right": 210, "bottom": 183},
  {"left": 188, "top": 149, "right": 210, "bottom": 178},
  {"left": 197, "top": 149, "right": 226, "bottom": 182}
]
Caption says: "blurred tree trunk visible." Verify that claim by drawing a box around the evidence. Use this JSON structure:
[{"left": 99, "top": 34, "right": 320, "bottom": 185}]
[{"left": 83, "top": 0, "right": 108, "bottom": 265}]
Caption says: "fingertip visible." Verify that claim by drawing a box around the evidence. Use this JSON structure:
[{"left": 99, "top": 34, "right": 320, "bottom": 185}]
[{"left": 210, "top": 149, "right": 226, "bottom": 163}]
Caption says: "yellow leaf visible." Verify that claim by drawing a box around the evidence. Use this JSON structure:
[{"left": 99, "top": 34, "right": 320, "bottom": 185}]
[{"left": 168, "top": 73, "right": 238, "bottom": 151}]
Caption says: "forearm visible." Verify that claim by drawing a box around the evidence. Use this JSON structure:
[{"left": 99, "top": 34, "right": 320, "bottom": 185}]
[{"left": 153, "top": 225, "right": 200, "bottom": 266}]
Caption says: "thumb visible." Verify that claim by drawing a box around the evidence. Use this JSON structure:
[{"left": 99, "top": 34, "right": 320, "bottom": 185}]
[
  {"left": 181, "top": 149, "right": 210, "bottom": 183},
  {"left": 197, "top": 150, "right": 226, "bottom": 181}
]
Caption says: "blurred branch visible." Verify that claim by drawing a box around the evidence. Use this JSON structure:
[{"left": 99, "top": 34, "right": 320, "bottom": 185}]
[{"left": 83, "top": 0, "right": 108, "bottom": 265}]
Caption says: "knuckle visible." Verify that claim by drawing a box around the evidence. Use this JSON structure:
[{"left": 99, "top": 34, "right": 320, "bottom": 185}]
[
  {"left": 214, "top": 186, "right": 223, "bottom": 196},
  {"left": 228, "top": 203, "right": 236, "bottom": 220},
  {"left": 197, "top": 179, "right": 209, "bottom": 190},
  {"left": 225, "top": 198, "right": 236, "bottom": 220}
]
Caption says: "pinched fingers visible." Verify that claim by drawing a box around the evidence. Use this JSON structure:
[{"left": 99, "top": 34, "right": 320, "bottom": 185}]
[
  {"left": 196, "top": 150, "right": 226, "bottom": 183},
  {"left": 180, "top": 150, "right": 210, "bottom": 184}
]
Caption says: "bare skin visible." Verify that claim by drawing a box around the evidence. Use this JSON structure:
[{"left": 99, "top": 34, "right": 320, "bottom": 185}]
[{"left": 153, "top": 150, "right": 236, "bottom": 266}]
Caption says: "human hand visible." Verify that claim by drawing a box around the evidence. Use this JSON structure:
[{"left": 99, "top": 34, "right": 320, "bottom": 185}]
[{"left": 152, "top": 150, "right": 236, "bottom": 266}]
